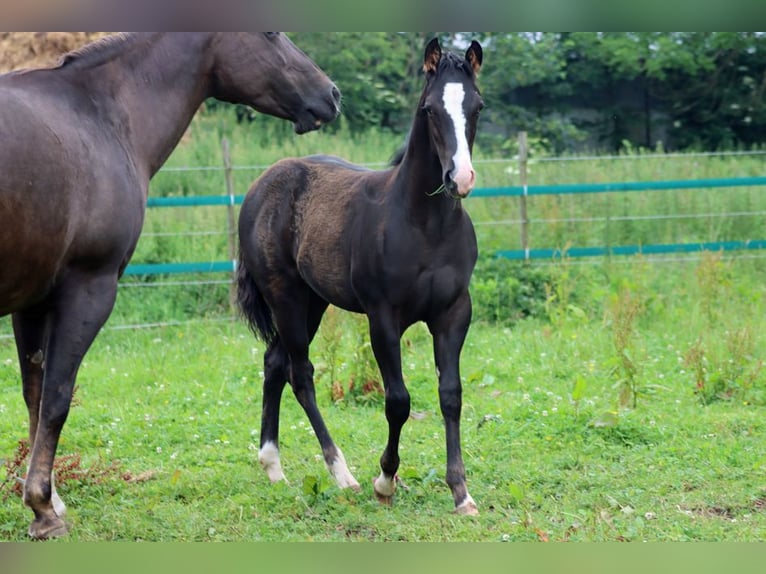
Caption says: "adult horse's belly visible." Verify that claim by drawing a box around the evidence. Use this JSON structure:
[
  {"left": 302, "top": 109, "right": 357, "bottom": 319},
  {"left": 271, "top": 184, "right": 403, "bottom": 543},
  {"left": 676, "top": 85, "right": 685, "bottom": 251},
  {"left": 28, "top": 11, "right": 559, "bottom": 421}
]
[
  {"left": 0, "top": 219, "right": 66, "bottom": 315},
  {"left": 0, "top": 178, "right": 77, "bottom": 316}
]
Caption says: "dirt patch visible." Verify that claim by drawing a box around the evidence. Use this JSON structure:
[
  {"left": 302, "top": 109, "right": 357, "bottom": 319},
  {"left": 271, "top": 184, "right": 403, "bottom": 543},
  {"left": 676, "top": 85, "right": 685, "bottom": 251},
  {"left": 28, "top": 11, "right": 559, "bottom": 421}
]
[{"left": 0, "top": 32, "right": 109, "bottom": 73}]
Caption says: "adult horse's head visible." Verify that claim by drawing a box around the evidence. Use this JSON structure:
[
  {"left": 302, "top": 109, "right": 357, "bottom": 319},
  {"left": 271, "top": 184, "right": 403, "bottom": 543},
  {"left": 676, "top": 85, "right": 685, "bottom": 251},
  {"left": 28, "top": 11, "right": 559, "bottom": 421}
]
[
  {"left": 420, "top": 38, "right": 483, "bottom": 199},
  {"left": 210, "top": 32, "right": 341, "bottom": 134}
]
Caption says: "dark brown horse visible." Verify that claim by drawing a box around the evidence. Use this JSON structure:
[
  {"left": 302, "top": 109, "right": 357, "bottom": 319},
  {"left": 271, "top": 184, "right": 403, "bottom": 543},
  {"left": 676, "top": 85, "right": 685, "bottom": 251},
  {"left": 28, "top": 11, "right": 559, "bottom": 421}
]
[
  {"left": 237, "top": 38, "right": 483, "bottom": 515},
  {"left": 0, "top": 32, "right": 340, "bottom": 539}
]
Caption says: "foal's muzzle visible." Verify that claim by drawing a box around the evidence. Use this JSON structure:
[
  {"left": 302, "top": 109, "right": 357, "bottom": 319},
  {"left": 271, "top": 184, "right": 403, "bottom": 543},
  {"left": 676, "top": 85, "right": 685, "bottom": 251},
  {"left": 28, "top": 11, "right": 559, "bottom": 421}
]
[{"left": 444, "top": 165, "right": 476, "bottom": 199}]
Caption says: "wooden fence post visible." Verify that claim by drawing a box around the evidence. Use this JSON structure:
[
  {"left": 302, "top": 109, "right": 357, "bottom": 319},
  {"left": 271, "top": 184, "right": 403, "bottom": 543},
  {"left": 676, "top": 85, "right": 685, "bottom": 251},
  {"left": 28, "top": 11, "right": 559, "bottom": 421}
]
[
  {"left": 518, "top": 131, "right": 530, "bottom": 260},
  {"left": 221, "top": 137, "right": 238, "bottom": 314}
]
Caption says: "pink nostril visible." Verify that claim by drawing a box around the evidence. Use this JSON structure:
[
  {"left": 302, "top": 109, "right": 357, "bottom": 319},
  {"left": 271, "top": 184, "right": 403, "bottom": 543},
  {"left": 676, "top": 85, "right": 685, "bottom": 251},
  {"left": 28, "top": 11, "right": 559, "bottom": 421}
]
[{"left": 458, "top": 169, "right": 476, "bottom": 197}]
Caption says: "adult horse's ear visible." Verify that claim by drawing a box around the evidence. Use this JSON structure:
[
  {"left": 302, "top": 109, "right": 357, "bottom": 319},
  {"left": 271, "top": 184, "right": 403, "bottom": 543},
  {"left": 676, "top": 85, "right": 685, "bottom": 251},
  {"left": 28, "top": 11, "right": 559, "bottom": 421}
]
[
  {"left": 466, "top": 40, "right": 483, "bottom": 76},
  {"left": 423, "top": 37, "right": 442, "bottom": 74}
]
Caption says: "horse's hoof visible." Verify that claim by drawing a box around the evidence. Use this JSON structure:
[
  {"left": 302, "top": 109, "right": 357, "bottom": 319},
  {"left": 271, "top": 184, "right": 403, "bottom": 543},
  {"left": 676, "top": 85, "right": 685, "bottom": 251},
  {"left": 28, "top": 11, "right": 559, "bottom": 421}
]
[
  {"left": 28, "top": 515, "right": 68, "bottom": 540},
  {"left": 372, "top": 476, "right": 394, "bottom": 506},
  {"left": 455, "top": 497, "right": 479, "bottom": 516},
  {"left": 346, "top": 480, "right": 362, "bottom": 493},
  {"left": 375, "top": 491, "right": 394, "bottom": 506}
]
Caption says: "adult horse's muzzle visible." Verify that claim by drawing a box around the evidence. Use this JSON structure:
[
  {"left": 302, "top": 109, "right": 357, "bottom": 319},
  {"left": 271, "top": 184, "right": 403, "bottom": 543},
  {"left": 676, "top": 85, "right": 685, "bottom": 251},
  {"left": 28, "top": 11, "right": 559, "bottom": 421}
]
[{"left": 294, "top": 84, "right": 342, "bottom": 134}]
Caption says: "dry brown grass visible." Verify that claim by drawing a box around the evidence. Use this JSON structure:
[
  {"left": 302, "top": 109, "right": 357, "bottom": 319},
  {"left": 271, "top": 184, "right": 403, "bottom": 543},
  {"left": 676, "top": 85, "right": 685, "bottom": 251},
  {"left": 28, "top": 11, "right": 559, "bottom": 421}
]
[{"left": 0, "top": 32, "right": 109, "bottom": 72}]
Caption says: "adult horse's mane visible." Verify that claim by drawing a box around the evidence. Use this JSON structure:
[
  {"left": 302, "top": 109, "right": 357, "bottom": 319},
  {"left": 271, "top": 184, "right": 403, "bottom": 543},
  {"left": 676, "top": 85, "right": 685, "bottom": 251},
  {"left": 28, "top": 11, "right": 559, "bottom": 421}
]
[{"left": 57, "top": 33, "right": 139, "bottom": 69}]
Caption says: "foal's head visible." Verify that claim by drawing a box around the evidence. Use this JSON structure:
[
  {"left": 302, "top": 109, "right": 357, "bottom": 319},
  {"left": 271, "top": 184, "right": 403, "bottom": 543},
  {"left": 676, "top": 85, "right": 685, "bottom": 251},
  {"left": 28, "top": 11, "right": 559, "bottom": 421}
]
[
  {"left": 209, "top": 32, "right": 341, "bottom": 134},
  {"left": 420, "top": 38, "right": 484, "bottom": 199}
]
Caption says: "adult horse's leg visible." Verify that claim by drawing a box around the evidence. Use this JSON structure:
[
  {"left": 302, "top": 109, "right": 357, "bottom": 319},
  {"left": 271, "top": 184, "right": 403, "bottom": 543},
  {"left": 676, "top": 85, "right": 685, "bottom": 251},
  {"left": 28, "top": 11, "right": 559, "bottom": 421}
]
[
  {"left": 367, "top": 310, "right": 410, "bottom": 505},
  {"left": 12, "top": 308, "right": 67, "bottom": 521},
  {"left": 268, "top": 293, "right": 359, "bottom": 490},
  {"left": 429, "top": 293, "right": 478, "bottom": 515},
  {"left": 19, "top": 271, "right": 118, "bottom": 539}
]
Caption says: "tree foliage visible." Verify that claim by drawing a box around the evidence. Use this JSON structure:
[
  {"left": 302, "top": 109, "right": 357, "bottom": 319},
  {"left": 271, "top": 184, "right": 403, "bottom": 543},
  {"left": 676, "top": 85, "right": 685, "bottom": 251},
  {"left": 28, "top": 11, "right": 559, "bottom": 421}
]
[{"left": 221, "top": 32, "right": 766, "bottom": 154}]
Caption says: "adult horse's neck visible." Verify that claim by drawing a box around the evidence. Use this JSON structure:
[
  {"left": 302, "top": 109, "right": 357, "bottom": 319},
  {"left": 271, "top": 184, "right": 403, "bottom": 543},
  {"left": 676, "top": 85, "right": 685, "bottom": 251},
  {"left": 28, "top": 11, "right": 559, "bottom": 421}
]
[{"left": 59, "top": 33, "right": 213, "bottom": 182}]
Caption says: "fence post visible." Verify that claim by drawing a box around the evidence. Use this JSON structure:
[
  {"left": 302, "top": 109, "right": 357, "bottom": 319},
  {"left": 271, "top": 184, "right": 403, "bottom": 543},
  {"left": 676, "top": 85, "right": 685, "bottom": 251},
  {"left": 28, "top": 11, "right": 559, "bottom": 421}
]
[
  {"left": 221, "top": 137, "right": 238, "bottom": 314},
  {"left": 518, "top": 131, "right": 530, "bottom": 260}
]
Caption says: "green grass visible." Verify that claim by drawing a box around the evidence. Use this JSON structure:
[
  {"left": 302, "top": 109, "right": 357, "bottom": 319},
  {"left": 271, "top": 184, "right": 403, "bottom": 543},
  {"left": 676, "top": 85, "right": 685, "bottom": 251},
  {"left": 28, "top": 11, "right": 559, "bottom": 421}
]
[
  {"left": 2, "top": 110, "right": 766, "bottom": 540},
  {"left": 1, "top": 255, "right": 765, "bottom": 541}
]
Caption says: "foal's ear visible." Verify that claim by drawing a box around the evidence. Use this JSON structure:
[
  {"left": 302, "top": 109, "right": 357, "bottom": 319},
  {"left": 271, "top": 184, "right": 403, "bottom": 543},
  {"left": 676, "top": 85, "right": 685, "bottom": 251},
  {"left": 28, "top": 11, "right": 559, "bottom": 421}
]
[
  {"left": 423, "top": 37, "right": 442, "bottom": 74},
  {"left": 465, "top": 40, "right": 483, "bottom": 76}
]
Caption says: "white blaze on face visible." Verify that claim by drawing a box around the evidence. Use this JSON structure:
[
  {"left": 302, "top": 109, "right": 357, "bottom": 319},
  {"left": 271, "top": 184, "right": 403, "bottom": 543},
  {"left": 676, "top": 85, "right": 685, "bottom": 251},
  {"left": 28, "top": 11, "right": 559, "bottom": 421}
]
[{"left": 442, "top": 82, "right": 476, "bottom": 196}]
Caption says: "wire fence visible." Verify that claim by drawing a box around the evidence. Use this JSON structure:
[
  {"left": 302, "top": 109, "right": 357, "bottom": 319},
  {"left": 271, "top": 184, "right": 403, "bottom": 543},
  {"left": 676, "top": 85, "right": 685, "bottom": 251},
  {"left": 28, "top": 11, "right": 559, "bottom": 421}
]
[
  {"left": 125, "top": 134, "right": 766, "bottom": 277},
  {"left": 3, "top": 135, "right": 765, "bottom": 337}
]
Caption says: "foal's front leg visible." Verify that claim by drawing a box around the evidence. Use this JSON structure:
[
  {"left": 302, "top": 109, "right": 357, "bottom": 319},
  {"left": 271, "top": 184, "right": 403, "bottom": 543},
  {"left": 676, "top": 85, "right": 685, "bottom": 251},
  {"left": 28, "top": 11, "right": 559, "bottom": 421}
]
[
  {"left": 367, "top": 311, "right": 410, "bottom": 505},
  {"left": 429, "top": 292, "right": 478, "bottom": 515}
]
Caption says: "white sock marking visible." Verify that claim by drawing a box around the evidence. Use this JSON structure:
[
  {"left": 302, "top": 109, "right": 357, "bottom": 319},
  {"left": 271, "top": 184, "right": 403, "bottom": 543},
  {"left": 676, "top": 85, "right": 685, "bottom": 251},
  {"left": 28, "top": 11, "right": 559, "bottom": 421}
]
[
  {"left": 373, "top": 471, "right": 397, "bottom": 497},
  {"left": 258, "top": 441, "right": 286, "bottom": 483},
  {"left": 327, "top": 448, "right": 360, "bottom": 490}
]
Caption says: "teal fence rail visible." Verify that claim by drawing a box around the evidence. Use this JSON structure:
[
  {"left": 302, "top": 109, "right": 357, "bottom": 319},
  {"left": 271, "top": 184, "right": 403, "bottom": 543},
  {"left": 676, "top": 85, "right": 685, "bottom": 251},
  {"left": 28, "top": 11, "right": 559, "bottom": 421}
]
[{"left": 124, "top": 175, "right": 766, "bottom": 276}]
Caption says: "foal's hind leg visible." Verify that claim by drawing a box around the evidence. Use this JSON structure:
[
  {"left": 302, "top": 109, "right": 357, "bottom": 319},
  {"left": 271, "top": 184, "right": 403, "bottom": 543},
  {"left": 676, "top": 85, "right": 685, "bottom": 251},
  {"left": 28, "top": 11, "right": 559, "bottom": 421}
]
[
  {"left": 258, "top": 340, "right": 289, "bottom": 482},
  {"left": 429, "top": 293, "right": 478, "bottom": 515},
  {"left": 267, "top": 294, "right": 359, "bottom": 490}
]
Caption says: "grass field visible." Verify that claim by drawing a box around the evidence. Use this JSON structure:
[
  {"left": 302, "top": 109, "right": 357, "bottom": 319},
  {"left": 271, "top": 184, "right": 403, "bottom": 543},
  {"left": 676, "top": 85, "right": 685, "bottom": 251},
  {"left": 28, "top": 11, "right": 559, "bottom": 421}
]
[
  {"left": 1, "top": 110, "right": 765, "bottom": 541},
  {"left": 1, "top": 252, "right": 765, "bottom": 541}
]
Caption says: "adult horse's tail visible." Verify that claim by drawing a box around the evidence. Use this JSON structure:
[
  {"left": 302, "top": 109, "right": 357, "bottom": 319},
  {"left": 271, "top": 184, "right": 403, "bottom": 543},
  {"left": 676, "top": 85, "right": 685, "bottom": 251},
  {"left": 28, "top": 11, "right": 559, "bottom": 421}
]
[{"left": 236, "top": 254, "right": 277, "bottom": 344}]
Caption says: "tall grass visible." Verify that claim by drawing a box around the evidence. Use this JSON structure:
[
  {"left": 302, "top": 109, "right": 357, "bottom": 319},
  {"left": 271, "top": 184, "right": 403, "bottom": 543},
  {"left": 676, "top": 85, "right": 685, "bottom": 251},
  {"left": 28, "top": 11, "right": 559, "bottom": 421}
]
[
  {"left": 115, "top": 111, "right": 766, "bottom": 326},
  {"left": 146, "top": 112, "right": 766, "bottom": 265}
]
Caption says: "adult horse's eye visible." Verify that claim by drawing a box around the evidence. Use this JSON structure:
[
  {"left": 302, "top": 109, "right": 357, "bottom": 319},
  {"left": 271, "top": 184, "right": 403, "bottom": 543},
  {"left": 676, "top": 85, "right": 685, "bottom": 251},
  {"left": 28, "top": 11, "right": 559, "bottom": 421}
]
[{"left": 422, "top": 105, "right": 434, "bottom": 116}]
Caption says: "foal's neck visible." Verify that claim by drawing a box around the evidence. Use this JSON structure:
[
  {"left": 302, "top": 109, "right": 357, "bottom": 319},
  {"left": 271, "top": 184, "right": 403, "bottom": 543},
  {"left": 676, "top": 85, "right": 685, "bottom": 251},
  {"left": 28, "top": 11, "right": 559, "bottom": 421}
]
[{"left": 394, "top": 116, "right": 459, "bottom": 218}]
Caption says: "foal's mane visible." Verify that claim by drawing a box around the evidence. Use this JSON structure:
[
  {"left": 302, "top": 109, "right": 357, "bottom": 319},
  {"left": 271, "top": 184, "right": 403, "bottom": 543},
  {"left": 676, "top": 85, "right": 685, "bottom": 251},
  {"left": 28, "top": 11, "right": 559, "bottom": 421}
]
[
  {"left": 389, "top": 141, "right": 407, "bottom": 167},
  {"left": 57, "top": 33, "right": 140, "bottom": 69},
  {"left": 435, "top": 50, "right": 475, "bottom": 77}
]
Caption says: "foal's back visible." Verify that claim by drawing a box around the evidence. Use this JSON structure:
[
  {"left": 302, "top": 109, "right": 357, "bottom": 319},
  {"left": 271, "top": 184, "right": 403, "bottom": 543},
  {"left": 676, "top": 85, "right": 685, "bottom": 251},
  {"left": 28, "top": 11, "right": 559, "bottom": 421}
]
[{"left": 239, "top": 155, "right": 394, "bottom": 312}]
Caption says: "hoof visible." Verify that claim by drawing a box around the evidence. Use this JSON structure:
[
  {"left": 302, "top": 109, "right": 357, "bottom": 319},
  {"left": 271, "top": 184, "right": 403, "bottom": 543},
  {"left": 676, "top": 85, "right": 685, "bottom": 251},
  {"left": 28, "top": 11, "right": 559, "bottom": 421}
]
[
  {"left": 455, "top": 496, "right": 479, "bottom": 516},
  {"left": 373, "top": 474, "right": 407, "bottom": 506},
  {"left": 28, "top": 515, "right": 68, "bottom": 540},
  {"left": 345, "top": 480, "right": 362, "bottom": 493},
  {"left": 375, "top": 490, "right": 394, "bottom": 506}
]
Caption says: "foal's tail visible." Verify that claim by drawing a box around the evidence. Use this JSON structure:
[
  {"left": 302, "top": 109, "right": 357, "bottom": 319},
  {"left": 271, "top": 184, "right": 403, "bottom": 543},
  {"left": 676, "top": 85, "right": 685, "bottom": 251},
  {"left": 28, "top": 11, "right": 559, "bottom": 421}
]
[{"left": 236, "top": 254, "right": 277, "bottom": 345}]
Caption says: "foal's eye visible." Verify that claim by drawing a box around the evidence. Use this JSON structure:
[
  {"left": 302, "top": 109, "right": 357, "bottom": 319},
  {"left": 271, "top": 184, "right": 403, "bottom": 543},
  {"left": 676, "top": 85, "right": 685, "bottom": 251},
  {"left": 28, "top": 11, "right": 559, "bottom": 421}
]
[{"left": 422, "top": 105, "right": 434, "bottom": 117}]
